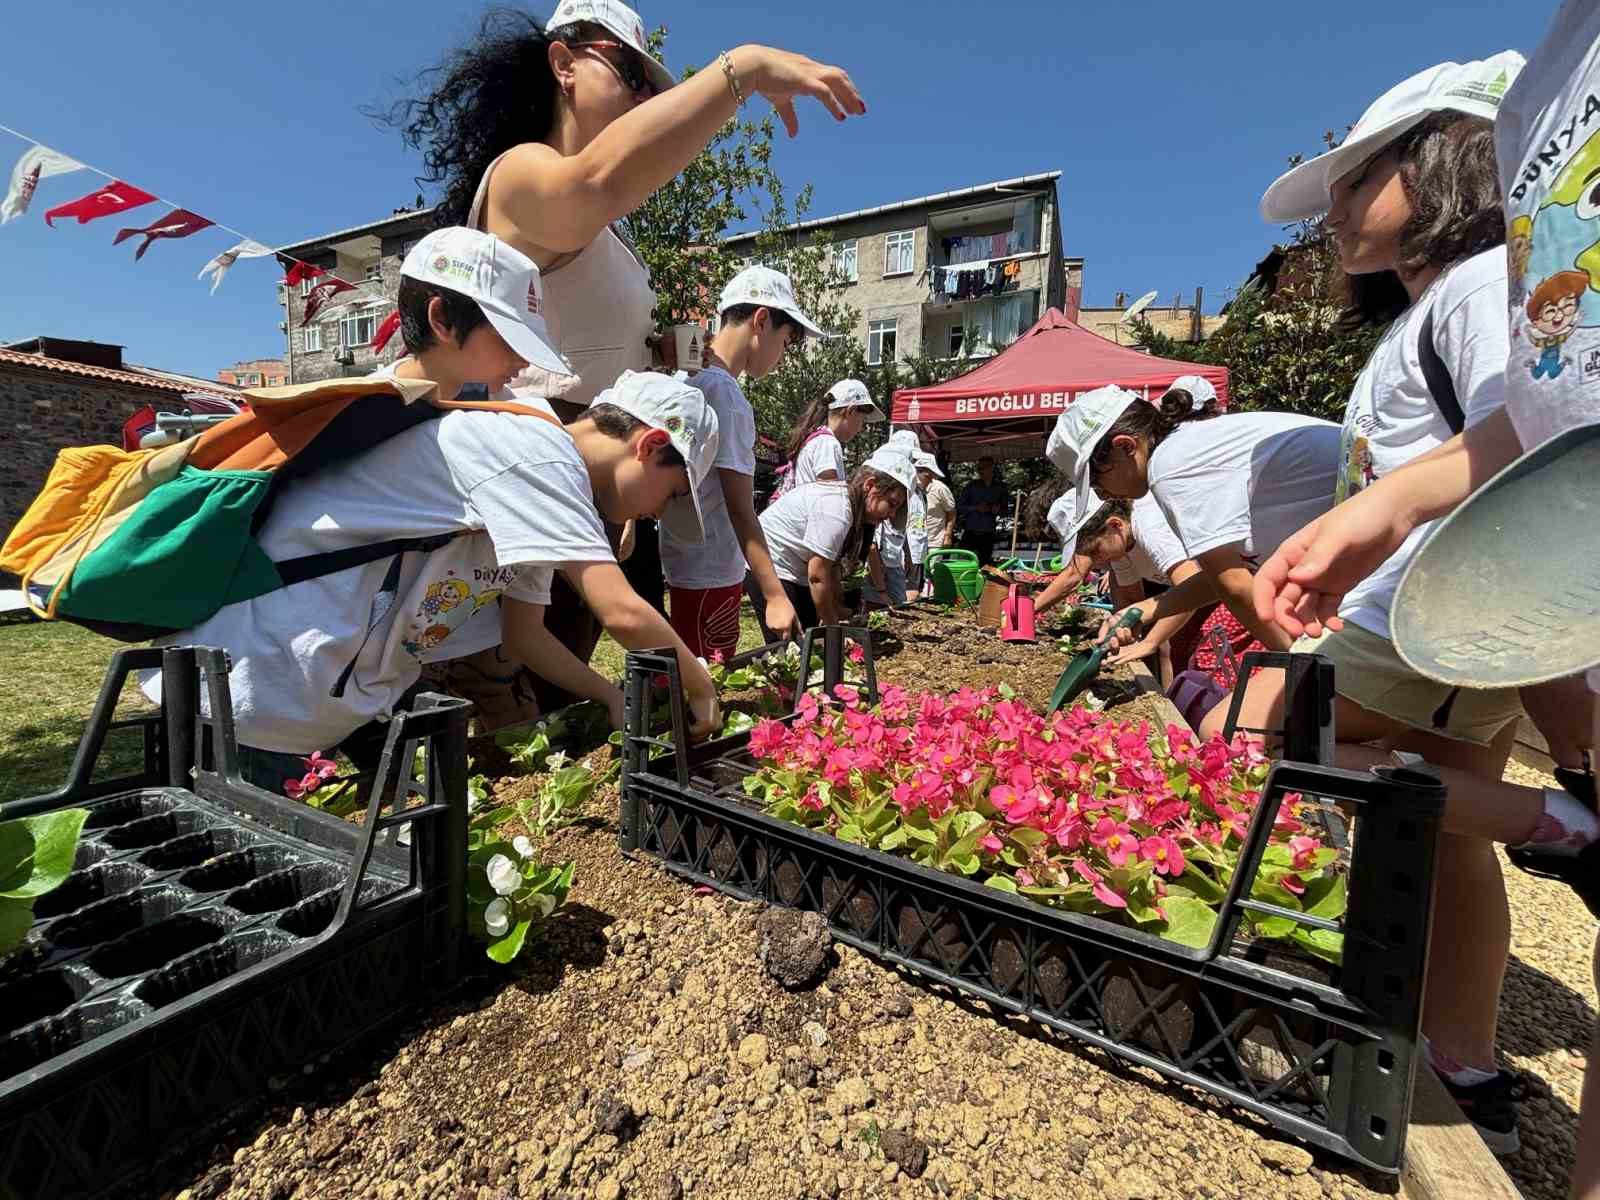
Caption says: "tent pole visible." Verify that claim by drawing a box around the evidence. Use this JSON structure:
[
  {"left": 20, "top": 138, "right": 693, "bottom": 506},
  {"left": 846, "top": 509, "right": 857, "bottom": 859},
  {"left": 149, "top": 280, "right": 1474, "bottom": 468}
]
[{"left": 1009, "top": 492, "right": 1023, "bottom": 557}]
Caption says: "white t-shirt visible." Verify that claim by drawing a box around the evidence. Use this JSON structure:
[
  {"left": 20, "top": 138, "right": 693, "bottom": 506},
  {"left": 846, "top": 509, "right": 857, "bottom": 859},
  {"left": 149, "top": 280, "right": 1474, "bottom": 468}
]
[
  {"left": 145, "top": 407, "right": 613, "bottom": 753},
  {"left": 1148, "top": 412, "right": 1342, "bottom": 567},
  {"left": 659, "top": 366, "right": 757, "bottom": 589},
  {"left": 875, "top": 511, "right": 907, "bottom": 570},
  {"left": 792, "top": 429, "right": 847, "bottom": 487},
  {"left": 905, "top": 487, "right": 929, "bottom": 564},
  {"left": 759, "top": 481, "right": 854, "bottom": 584},
  {"left": 924, "top": 479, "right": 956, "bottom": 548},
  {"left": 1334, "top": 249, "right": 1510, "bottom": 637},
  {"left": 1498, "top": 0, "right": 1600, "bottom": 456},
  {"left": 1496, "top": 0, "right": 1600, "bottom": 692},
  {"left": 1110, "top": 495, "right": 1189, "bottom": 588}
]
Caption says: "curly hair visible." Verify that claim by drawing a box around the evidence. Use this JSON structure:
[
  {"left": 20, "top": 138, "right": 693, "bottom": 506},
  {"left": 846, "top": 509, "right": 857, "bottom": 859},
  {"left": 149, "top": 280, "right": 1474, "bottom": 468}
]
[
  {"left": 1342, "top": 112, "right": 1505, "bottom": 325},
  {"left": 373, "top": 8, "right": 603, "bottom": 230}
]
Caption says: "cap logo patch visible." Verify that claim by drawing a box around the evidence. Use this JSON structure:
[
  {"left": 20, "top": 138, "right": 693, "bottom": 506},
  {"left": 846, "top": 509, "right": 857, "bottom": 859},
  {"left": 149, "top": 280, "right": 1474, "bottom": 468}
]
[
  {"left": 526, "top": 280, "right": 541, "bottom": 315},
  {"left": 663, "top": 414, "right": 683, "bottom": 435}
]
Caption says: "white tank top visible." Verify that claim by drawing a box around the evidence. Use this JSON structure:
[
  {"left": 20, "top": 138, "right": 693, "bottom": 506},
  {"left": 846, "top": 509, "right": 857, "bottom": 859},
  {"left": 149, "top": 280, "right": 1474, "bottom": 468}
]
[{"left": 469, "top": 149, "right": 656, "bottom": 408}]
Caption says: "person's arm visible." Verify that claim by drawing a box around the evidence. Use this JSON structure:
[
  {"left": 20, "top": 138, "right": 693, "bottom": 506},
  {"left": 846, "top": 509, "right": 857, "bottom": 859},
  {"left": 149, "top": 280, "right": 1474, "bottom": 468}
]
[
  {"left": 560, "top": 561, "right": 721, "bottom": 737},
  {"left": 940, "top": 504, "right": 956, "bottom": 547},
  {"left": 808, "top": 554, "right": 844, "bottom": 624},
  {"left": 1253, "top": 407, "right": 1523, "bottom": 638},
  {"left": 490, "top": 49, "right": 864, "bottom": 255},
  {"left": 1032, "top": 551, "right": 1093, "bottom": 616},
  {"left": 503, "top": 597, "right": 627, "bottom": 728},
  {"left": 721, "top": 469, "right": 799, "bottom": 639},
  {"left": 866, "top": 544, "right": 887, "bottom": 595},
  {"left": 1099, "top": 569, "right": 1218, "bottom": 644},
  {"left": 1197, "top": 546, "right": 1294, "bottom": 651},
  {"left": 1104, "top": 561, "right": 1202, "bottom": 665}
]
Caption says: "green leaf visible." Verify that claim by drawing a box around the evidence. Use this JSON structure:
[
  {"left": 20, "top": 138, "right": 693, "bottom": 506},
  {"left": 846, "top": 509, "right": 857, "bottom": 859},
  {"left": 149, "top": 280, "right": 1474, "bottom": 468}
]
[
  {"left": 1157, "top": 895, "right": 1218, "bottom": 949},
  {"left": 984, "top": 875, "right": 1018, "bottom": 893},
  {"left": 0, "top": 823, "right": 31, "bottom": 895},
  {"left": 1247, "top": 913, "right": 1298, "bottom": 939},
  {"left": 0, "top": 896, "right": 34, "bottom": 959},
  {"left": 878, "top": 826, "right": 910, "bottom": 852},
  {"left": 1289, "top": 926, "right": 1345, "bottom": 964},
  {"left": 1302, "top": 873, "right": 1347, "bottom": 921},
  {"left": 0, "top": 809, "right": 88, "bottom": 899},
  {"left": 486, "top": 917, "right": 533, "bottom": 964},
  {"left": 1175, "top": 865, "right": 1225, "bottom": 904}
]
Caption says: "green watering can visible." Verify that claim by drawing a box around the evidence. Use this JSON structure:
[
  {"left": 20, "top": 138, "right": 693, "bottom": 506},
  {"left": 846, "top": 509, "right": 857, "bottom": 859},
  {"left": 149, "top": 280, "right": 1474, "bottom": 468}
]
[{"left": 927, "top": 548, "right": 983, "bottom": 605}]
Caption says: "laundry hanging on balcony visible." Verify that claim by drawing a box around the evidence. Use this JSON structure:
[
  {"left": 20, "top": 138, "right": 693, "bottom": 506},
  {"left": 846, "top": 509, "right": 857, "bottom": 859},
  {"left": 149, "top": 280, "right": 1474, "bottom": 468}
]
[
  {"left": 931, "top": 260, "right": 1020, "bottom": 302},
  {"left": 941, "top": 230, "right": 1030, "bottom": 265}
]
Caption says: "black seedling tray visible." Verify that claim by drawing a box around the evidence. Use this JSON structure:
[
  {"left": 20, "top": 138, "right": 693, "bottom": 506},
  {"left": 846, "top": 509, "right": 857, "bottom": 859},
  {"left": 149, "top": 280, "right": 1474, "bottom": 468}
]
[
  {"left": 619, "top": 627, "right": 1442, "bottom": 1174},
  {"left": 0, "top": 645, "right": 471, "bottom": 1200}
]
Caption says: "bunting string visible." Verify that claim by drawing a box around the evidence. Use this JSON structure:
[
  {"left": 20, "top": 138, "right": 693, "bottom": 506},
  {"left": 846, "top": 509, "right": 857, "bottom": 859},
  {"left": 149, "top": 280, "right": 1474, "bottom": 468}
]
[{"left": 0, "top": 121, "right": 390, "bottom": 321}]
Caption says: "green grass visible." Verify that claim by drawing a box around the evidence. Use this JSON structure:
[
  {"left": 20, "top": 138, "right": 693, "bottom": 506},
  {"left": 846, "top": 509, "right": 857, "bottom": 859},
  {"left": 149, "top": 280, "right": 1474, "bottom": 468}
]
[{"left": 0, "top": 609, "right": 776, "bottom": 804}]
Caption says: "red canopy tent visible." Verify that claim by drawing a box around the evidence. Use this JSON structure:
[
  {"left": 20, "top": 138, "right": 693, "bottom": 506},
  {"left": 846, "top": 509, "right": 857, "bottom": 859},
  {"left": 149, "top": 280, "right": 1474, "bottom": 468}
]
[{"left": 891, "top": 307, "right": 1230, "bottom": 461}]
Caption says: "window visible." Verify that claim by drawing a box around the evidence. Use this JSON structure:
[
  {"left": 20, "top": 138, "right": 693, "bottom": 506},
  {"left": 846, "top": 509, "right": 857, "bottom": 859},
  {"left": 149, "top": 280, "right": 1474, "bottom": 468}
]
[
  {"left": 363, "top": 262, "right": 383, "bottom": 282},
  {"left": 341, "top": 308, "right": 381, "bottom": 348},
  {"left": 303, "top": 325, "right": 323, "bottom": 353},
  {"left": 883, "top": 231, "right": 915, "bottom": 277},
  {"left": 299, "top": 277, "right": 315, "bottom": 297},
  {"left": 831, "top": 239, "right": 858, "bottom": 282},
  {"left": 948, "top": 326, "right": 965, "bottom": 357},
  {"left": 867, "top": 318, "right": 898, "bottom": 366}
]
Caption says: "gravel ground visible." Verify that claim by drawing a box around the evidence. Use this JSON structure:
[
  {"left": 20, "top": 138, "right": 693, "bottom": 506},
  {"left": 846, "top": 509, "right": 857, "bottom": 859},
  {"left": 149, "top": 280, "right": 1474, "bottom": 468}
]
[{"left": 149, "top": 638, "right": 1596, "bottom": 1200}]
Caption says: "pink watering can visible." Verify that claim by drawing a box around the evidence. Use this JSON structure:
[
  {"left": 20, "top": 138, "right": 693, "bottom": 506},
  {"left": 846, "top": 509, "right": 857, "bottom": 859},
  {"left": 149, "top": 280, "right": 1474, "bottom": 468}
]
[{"left": 1000, "top": 584, "right": 1036, "bottom": 643}]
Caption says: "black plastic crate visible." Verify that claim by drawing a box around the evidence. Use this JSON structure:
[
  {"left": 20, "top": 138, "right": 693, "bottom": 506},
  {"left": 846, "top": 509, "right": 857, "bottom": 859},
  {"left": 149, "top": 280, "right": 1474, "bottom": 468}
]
[
  {"left": 0, "top": 645, "right": 471, "bottom": 1200},
  {"left": 619, "top": 627, "right": 1443, "bottom": 1174}
]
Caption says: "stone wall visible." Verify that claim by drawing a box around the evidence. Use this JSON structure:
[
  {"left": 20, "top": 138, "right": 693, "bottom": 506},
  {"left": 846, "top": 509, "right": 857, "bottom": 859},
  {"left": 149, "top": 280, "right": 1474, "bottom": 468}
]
[{"left": 0, "top": 365, "right": 153, "bottom": 547}]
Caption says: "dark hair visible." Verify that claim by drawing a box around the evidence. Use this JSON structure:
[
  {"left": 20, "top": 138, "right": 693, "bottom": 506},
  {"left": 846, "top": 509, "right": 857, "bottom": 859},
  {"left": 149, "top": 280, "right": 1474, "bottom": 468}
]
[
  {"left": 720, "top": 303, "right": 805, "bottom": 346},
  {"left": 376, "top": 9, "right": 604, "bottom": 230},
  {"left": 398, "top": 276, "right": 489, "bottom": 353},
  {"left": 782, "top": 391, "right": 835, "bottom": 462},
  {"left": 836, "top": 465, "right": 907, "bottom": 572},
  {"left": 1023, "top": 477, "right": 1068, "bottom": 541},
  {"left": 584, "top": 402, "right": 687, "bottom": 468},
  {"left": 1074, "top": 498, "right": 1133, "bottom": 556},
  {"left": 1089, "top": 392, "right": 1220, "bottom": 478},
  {"left": 1341, "top": 112, "right": 1505, "bottom": 325},
  {"left": 1159, "top": 388, "right": 1222, "bottom": 420}
]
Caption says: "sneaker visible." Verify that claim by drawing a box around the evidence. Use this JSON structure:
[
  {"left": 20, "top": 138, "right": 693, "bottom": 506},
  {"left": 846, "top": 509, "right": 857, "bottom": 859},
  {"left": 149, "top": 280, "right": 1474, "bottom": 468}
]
[
  {"left": 1438, "top": 1069, "right": 1525, "bottom": 1156},
  {"left": 1553, "top": 762, "right": 1597, "bottom": 810},
  {"left": 1507, "top": 765, "right": 1600, "bottom": 918}
]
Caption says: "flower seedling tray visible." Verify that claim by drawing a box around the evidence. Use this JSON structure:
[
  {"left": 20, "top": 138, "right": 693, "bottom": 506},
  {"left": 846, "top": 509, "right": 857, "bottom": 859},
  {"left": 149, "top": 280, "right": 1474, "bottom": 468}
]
[
  {"left": 619, "top": 628, "right": 1442, "bottom": 1174},
  {"left": 0, "top": 646, "right": 471, "bottom": 1200}
]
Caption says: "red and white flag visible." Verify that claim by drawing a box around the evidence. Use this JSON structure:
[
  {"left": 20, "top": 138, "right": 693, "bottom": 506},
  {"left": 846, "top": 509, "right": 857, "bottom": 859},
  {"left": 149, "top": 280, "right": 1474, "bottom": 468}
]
[
  {"left": 302, "top": 276, "right": 357, "bottom": 325},
  {"left": 113, "top": 208, "right": 214, "bottom": 260},
  {"left": 2, "top": 145, "right": 84, "bottom": 224},
  {"left": 198, "top": 239, "right": 273, "bottom": 294},
  {"left": 371, "top": 309, "right": 402, "bottom": 354},
  {"left": 282, "top": 260, "right": 326, "bottom": 287},
  {"left": 44, "top": 180, "right": 157, "bottom": 227}
]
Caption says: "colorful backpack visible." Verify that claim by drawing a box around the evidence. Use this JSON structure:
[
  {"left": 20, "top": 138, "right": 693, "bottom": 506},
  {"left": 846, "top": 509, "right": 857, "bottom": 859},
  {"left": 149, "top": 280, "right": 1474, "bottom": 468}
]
[{"left": 1, "top": 374, "right": 559, "bottom": 642}]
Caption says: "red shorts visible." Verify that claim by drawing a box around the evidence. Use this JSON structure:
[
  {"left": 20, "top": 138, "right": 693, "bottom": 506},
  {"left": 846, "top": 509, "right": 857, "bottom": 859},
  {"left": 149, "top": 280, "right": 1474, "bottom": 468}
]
[{"left": 669, "top": 584, "right": 744, "bottom": 661}]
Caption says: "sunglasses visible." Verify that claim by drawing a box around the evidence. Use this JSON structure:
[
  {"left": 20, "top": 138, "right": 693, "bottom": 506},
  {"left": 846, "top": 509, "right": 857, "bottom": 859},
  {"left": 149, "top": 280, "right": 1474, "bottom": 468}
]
[{"left": 568, "top": 40, "right": 657, "bottom": 97}]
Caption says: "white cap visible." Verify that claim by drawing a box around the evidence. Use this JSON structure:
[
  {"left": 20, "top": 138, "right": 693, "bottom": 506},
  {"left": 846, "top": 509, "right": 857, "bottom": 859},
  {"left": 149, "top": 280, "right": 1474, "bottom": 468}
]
[
  {"left": 718, "top": 266, "right": 826, "bottom": 337},
  {"left": 912, "top": 449, "right": 944, "bottom": 479},
  {"left": 548, "top": 0, "right": 675, "bottom": 93},
  {"left": 1260, "top": 52, "right": 1524, "bottom": 222},
  {"left": 1162, "top": 374, "right": 1217, "bottom": 413},
  {"left": 862, "top": 445, "right": 918, "bottom": 495},
  {"left": 886, "top": 428, "right": 920, "bottom": 453},
  {"left": 827, "top": 378, "right": 884, "bottom": 422},
  {"left": 401, "top": 228, "right": 573, "bottom": 380},
  {"left": 1049, "top": 487, "right": 1110, "bottom": 547},
  {"left": 592, "top": 369, "right": 719, "bottom": 543},
  {"left": 1045, "top": 386, "right": 1140, "bottom": 524}
]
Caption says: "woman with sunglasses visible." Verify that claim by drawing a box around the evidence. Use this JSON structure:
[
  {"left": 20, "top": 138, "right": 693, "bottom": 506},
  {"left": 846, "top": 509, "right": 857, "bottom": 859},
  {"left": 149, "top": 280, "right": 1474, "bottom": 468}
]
[{"left": 384, "top": 1, "right": 863, "bottom": 728}]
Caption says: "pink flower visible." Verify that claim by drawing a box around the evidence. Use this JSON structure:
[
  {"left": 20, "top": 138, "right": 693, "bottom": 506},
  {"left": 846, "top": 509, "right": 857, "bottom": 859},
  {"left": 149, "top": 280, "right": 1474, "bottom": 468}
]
[
  {"left": 1288, "top": 835, "right": 1320, "bottom": 871},
  {"left": 1139, "top": 835, "right": 1186, "bottom": 877},
  {"left": 1072, "top": 859, "right": 1127, "bottom": 909},
  {"left": 1015, "top": 869, "right": 1036, "bottom": 887},
  {"left": 302, "top": 752, "right": 339, "bottom": 781},
  {"left": 795, "top": 691, "right": 821, "bottom": 727},
  {"left": 847, "top": 642, "right": 866, "bottom": 664},
  {"left": 708, "top": 648, "right": 727, "bottom": 665},
  {"left": 1090, "top": 818, "right": 1136, "bottom": 868},
  {"left": 799, "top": 784, "right": 826, "bottom": 812},
  {"left": 979, "top": 833, "right": 1004, "bottom": 854},
  {"left": 1279, "top": 874, "right": 1306, "bottom": 896},
  {"left": 284, "top": 771, "right": 324, "bottom": 800}
]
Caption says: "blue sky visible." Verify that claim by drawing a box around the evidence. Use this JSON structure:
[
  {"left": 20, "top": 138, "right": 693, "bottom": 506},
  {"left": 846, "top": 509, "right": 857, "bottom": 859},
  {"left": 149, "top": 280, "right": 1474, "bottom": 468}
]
[{"left": 0, "top": 0, "right": 1548, "bottom": 379}]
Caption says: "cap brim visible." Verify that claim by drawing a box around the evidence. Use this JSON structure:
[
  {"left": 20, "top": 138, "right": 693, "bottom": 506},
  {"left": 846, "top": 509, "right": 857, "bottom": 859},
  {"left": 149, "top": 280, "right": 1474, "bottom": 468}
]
[
  {"left": 1062, "top": 491, "right": 1106, "bottom": 546},
  {"left": 783, "top": 307, "right": 827, "bottom": 338},
  {"left": 1259, "top": 111, "right": 1432, "bottom": 222},
  {"left": 642, "top": 57, "right": 675, "bottom": 93},
  {"left": 861, "top": 403, "right": 885, "bottom": 423},
  {"left": 659, "top": 490, "right": 704, "bottom": 544},
  {"left": 483, "top": 306, "right": 574, "bottom": 379}
]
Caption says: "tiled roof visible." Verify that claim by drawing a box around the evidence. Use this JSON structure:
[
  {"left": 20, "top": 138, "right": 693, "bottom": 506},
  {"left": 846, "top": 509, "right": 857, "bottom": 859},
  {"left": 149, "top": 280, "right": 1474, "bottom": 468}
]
[{"left": 0, "top": 347, "right": 240, "bottom": 399}]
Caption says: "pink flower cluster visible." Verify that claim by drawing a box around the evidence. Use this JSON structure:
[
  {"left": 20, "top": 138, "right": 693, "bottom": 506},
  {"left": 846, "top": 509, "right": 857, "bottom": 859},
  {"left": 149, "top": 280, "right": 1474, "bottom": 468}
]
[
  {"left": 746, "top": 684, "right": 1328, "bottom": 927},
  {"left": 283, "top": 752, "right": 339, "bottom": 800}
]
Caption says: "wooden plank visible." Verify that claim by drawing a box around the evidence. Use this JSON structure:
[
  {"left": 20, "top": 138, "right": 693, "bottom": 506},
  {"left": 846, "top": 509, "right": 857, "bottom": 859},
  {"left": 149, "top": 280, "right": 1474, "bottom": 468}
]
[
  {"left": 1400, "top": 1067, "right": 1523, "bottom": 1200},
  {"left": 1120, "top": 664, "right": 1522, "bottom": 1197}
]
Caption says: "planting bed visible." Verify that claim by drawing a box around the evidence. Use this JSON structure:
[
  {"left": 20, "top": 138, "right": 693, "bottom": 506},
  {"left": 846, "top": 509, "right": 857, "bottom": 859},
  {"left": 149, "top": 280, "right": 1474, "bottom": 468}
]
[{"left": 0, "top": 646, "right": 472, "bottom": 1200}]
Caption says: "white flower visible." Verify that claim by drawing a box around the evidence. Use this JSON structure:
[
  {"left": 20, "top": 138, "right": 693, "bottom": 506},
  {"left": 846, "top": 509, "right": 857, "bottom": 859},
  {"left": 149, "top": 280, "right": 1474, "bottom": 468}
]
[
  {"left": 484, "top": 897, "right": 511, "bottom": 937},
  {"left": 545, "top": 750, "right": 571, "bottom": 771},
  {"left": 512, "top": 835, "right": 535, "bottom": 859},
  {"left": 485, "top": 853, "right": 520, "bottom": 896}
]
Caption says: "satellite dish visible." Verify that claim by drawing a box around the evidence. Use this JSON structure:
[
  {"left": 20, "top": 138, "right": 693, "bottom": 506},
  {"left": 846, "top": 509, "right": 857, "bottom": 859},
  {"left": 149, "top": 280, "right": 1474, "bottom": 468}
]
[{"left": 1120, "top": 290, "right": 1159, "bottom": 325}]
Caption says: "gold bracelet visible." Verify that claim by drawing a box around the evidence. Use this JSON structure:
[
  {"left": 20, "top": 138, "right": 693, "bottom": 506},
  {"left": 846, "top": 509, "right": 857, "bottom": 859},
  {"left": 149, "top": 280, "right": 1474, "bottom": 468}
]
[{"left": 719, "top": 51, "right": 745, "bottom": 107}]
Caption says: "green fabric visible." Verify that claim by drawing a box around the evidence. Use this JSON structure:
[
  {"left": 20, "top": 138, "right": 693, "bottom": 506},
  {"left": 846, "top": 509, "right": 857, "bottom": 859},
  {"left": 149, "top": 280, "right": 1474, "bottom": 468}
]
[{"left": 58, "top": 466, "right": 282, "bottom": 629}]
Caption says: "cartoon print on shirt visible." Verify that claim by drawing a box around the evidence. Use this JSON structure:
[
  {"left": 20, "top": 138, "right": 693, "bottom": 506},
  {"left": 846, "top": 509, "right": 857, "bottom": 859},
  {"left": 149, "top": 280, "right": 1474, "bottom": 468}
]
[
  {"left": 401, "top": 568, "right": 513, "bottom": 658},
  {"left": 1508, "top": 215, "right": 1533, "bottom": 304},
  {"left": 1524, "top": 270, "right": 1587, "bottom": 379},
  {"left": 1335, "top": 417, "right": 1379, "bottom": 504}
]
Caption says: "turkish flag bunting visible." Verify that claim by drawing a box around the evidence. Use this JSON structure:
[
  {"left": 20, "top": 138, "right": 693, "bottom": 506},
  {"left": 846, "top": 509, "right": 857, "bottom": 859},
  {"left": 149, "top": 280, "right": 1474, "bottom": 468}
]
[
  {"left": 282, "top": 260, "right": 326, "bottom": 287},
  {"left": 371, "top": 309, "right": 401, "bottom": 354},
  {"left": 302, "top": 276, "right": 358, "bottom": 325},
  {"left": 44, "top": 180, "right": 157, "bottom": 227},
  {"left": 112, "top": 208, "right": 214, "bottom": 260}
]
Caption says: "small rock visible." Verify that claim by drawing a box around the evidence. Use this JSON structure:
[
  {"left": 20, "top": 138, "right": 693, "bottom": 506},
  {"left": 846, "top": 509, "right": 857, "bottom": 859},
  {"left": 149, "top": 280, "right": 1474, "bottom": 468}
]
[
  {"left": 596, "top": 1176, "right": 623, "bottom": 1200},
  {"left": 878, "top": 1130, "right": 928, "bottom": 1179},
  {"left": 309, "top": 1125, "right": 348, "bottom": 1162},
  {"left": 737, "top": 1033, "right": 771, "bottom": 1069},
  {"left": 801, "top": 1021, "right": 829, "bottom": 1048},
  {"left": 1257, "top": 1141, "right": 1314, "bottom": 1175},
  {"left": 658, "top": 1173, "right": 683, "bottom": 1200},
  {"left": 622, "top": 1048, "right": 654, "bottom": 1072},
  {"left": 547, "top": 1141, "right": 574, "bottom": 1184},
  {"left": 828, "top": 1076, "right": 872, "bottom": 1115},
  {"left": 514, "top": 1140, "right": 543, "bottom": 1165},
  {"left": 883, "top": 991, "right": 912, "bottom": 1019},
  {"left": 756, "top": 908, "right": 833, "bottom": 989},
  {"left": 594, "top": 1090, "right": 637, "bottom": 1141},
  {"left": 783, "top": 1057, "right": 817, "bottom": 1089}
]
